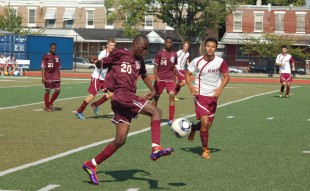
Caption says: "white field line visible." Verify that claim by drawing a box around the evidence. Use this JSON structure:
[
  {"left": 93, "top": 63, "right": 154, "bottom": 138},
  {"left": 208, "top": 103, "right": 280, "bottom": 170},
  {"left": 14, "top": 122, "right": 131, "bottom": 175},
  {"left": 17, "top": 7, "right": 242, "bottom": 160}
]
[
  {"left": 0, "top": 82, "right": 88, "bottom": 89},
  {"left": 0, "top": 87, "right": 301, "bottom": 177}
]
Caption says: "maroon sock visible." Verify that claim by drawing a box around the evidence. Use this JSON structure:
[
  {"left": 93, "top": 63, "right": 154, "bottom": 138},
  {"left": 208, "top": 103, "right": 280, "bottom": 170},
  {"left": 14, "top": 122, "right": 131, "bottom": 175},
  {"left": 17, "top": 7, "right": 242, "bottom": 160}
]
[
  {"left": 280, "top": 85, "right": 285, "bottom": 93},
  {"left": 192, "top": 121, "right": 202, "bottom": 131},
  {"left": 93, "top": 95, "right": 108, "bottom": 107},
  {"left": 44, "top": 93, "right": 50, "bottom": 108},
  {"left": 94, "top": 144, "right": 117, "bottom": 166},
  {"left": 77, "top": 100, "right": 88, "bottom": 113},
  {"left": 169, "top": 105, "right": 175, "bottom": 120},
  {"left": 286, "top": 86, "right": 290, "bottom": 95},
  {"left": 151, "top": 120, "right": 161, "bottom": 147},
  {"left": 49, "top": 92, "right": 60, "bottom": 104},
  {"left": 200, "top": 130, "right": 209, "bottom": 148}
]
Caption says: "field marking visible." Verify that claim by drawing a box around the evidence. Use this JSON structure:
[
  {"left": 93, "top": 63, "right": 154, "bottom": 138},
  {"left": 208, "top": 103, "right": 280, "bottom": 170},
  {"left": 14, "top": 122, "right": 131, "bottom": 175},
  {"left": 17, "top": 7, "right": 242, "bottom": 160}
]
[
  {"left": 0, "top": 82, "right": 88, "bottom": 89},
  {"left": 302, "top": 151, "right": 310, "bottom": 154},
  {"left": 267, "top": 117, "right": 274, "bottom": 120},
  {"left": 226, "top": 116, "right": 235, "bottom": 119},
  {"left": 0, "top": 87, "right": 301, "bottom": 177},
  {"left": 37, "top": 185, "right": 60, "bottom": 191}
]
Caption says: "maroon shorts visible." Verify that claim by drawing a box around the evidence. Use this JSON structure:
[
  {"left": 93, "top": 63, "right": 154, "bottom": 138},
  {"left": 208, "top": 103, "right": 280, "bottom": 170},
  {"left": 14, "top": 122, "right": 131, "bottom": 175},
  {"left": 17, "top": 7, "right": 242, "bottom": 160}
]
[
  {"left": 0, "top": 63, "right": 4, "bottom": 69},
  {"left": 87, "top": 77, "right": 106, "bottom": 95},
  {"left": 194, "top": 95, "right": 218, "bottom": 122},
  {"left": 111, "top": 89, "right": 148, "bottom": 125},
  {"left": 280, "top": 73, "right": 293, "bottom": 83},
  {"left": 177, "top": 70, "right": 186, "bottom": 82},
  {"left": 154, "top": 81, "right": 176, "bottom": 95},
  {"left": 44, "top": 81, "right": 60, "bottom": 89},
  {"left": 7, "top": 64, "right": 14, "bottom": 68}
]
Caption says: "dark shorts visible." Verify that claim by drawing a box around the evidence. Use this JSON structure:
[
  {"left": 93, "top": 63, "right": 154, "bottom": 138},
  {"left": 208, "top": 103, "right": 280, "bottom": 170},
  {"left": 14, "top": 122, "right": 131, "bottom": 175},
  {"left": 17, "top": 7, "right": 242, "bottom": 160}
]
[
  {"left": 177, "top": 70, "right": 186, "bottom": 82},
  {"left": 194, "top": 95, "right": 218, "bottom": 122},
  {"left": 44, "top": 81, "right": 60, "bottom": 89},
  {"left": 87, "top": 77, "right": 107, "bottom": 95},
  {"left": 111, "top": 89, "right": 148, "bottom": 125},
  {"left": 154, "top": 81, "right": 176, "bottom": 95},
  {"left": 280, "top": 73, "right": 293, "bottom": 83}
]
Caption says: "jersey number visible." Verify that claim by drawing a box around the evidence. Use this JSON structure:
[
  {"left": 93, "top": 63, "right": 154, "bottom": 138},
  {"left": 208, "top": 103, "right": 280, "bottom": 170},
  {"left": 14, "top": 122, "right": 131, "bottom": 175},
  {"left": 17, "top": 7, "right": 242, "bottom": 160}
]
[
  {"left": 160, "top": 59, "right": 167, "bottom": 65},
  {"left": 121, "top": 63, "right": 132, "bottom": 74}
]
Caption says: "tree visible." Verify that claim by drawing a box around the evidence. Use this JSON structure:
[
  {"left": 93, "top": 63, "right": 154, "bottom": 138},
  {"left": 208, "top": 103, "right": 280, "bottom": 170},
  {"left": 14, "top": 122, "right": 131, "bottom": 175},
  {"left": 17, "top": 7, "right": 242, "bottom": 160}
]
[{"left": 0, "top": 6, "right": 23, "bottom": 34}]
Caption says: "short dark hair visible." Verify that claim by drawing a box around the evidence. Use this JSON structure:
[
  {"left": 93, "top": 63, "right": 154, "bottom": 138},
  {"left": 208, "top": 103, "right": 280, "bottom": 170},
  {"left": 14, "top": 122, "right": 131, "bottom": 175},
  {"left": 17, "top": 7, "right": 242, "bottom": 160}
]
[
  {"left": 50, "top": 43, "right": 56, "bottom": 47},
  {"left": 281, "top": 45, "right": 287, "bottom": 49},
  {"left": 205, "top": 37, "right": 218, "bottom": 47},
  {"left": 133, "top": 34, "right": 148, "bottom": 43},
  {"left": 165, "top": 37, "right": 173, "bottom": 42}
]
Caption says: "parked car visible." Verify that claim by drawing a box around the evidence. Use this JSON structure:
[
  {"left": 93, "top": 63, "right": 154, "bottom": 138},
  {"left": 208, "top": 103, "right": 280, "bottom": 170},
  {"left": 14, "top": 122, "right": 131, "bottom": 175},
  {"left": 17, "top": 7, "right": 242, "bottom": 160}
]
[
  {"left": 294, "top": 67, "right": 306, "bottom": 75},
  {"left": 73, "top": 57, "right": 95, "bottom": 69},
  {"left": 228, "top": 66, "right": 246, "bottom": 73},
  {"left": 249, "top": 63, "right": 277, "bottom": 73}
]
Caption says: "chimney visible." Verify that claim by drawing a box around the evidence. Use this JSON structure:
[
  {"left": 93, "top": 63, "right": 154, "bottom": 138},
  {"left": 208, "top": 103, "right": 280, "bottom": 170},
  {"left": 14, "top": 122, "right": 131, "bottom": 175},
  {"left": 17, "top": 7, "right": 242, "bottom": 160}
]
[{"left": 256, "top": 0, "right": 262, "bottom": 6}]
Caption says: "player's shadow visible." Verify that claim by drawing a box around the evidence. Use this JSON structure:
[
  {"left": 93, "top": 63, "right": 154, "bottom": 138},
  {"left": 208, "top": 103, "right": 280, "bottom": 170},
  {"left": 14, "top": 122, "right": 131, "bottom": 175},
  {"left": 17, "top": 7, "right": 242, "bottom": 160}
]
[
  {"left": 180, "top": 147, "right": 221, "bottom": 156},
  {"left": 88, "top": 169, "right": 177, "bottom": 189},
  {"left": 88, "top": 114, "right": 114, "bottom": 119},
  {"left": 53, "top": 107, "right": 62, "bottom": 111}
]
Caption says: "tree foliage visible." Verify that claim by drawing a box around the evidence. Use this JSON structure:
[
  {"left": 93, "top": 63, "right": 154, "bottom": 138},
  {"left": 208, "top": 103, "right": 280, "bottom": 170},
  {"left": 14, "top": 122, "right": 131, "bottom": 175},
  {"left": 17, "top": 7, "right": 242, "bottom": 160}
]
[{"left": 0, "top": 7, "right": 23, "bottom": 34}]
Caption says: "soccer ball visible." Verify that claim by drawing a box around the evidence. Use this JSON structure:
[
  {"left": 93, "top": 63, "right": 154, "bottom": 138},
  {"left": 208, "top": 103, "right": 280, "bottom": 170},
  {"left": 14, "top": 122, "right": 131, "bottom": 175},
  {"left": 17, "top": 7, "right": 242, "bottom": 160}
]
[
  {"left": 14, "top": 71, "right": 20, "bottom": 76},
  {"left": 4, "top": 71, "right": 9, "bottom": 76},
  {"left": 171, "top": 118, "right": 191, "bottom": 138}
]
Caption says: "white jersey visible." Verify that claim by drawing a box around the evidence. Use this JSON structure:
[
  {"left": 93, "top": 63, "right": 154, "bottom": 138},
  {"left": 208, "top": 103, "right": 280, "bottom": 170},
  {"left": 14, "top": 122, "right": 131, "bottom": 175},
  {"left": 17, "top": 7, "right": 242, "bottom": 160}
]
[
  {"left": 6, "top": 56, "right": 16, "bottom": 65},
  {"left": 188, "top": 55, "right": 229, "bottom": 96},
  {"left": 176, "top": 49, "right": 190, "bottom": 70},
  {"left": 275, "top": 53, "right": 294, "bottom": 74},
  {"left": 0, "top": 57, "right": 6, "bottom": 64},
  {"left": 92, "top": 49, "right": 109, "bottom": 80}
]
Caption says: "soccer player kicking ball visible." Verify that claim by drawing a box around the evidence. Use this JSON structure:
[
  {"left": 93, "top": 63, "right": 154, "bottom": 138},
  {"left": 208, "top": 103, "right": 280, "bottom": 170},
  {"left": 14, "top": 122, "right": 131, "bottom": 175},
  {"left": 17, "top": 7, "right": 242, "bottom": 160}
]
[
  {"left": 185, "top": 37, "right": 230, "bottom": 159},
  {"left": 82, "top": 34, "right": 173, "bottom": 185}
]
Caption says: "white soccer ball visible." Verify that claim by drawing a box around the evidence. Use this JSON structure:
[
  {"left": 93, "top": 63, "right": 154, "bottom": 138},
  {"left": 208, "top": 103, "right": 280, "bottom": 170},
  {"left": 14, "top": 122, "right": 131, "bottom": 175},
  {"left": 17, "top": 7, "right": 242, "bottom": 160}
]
[
  {"left": 171, "top": 118, "right": 191, "bottom": 138},
  {"left": 13, "top": 71, "right": 20, "bottom": 76}
]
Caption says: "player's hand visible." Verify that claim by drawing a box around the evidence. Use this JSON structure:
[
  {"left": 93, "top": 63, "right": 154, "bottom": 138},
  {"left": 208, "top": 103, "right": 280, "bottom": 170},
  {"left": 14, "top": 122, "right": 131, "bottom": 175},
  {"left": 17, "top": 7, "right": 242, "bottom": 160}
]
[
  {"left": 213, "top": 88, "right": 222, "bottom": 98},
  {"left": 145, "top": 91, "right": 156, "bottom": 100},
  {"left": 189, "top": 86, "right": 198, "bottom": 96},
  {"left": 292, "top": 66, "right": 295, "bottom": 72},
  {"left": 41, "top": 78, "right": 45, "bottom": 83}
]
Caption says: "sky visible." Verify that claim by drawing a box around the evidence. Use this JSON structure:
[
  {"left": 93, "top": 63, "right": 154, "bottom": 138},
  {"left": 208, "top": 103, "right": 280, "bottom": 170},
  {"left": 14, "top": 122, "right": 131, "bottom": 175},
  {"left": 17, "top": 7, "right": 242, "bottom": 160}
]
[{"left": 307, "top": 0, "right": 310, "bottom": 6}]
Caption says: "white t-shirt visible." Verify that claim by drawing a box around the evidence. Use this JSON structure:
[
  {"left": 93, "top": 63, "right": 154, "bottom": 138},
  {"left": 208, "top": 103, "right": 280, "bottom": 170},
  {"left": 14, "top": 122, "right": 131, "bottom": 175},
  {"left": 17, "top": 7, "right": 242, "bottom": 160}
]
[
  {"left": 188, "top": 55, "right": 228, "bottom": 96},
  {"left": 0, "top": 57, "right": 6, "bottom": 64},
  {"left": 92, "top": 50, "right": 109, "bottom": 80},
  {"left": 275, "top": 53, "right": 294, "bottom": 74},
  {"left": 176, "top": 50, "right": 190, "bottom": 70},
  {"left": 6, "top": 56, "right": 16, "bottom": 65}
]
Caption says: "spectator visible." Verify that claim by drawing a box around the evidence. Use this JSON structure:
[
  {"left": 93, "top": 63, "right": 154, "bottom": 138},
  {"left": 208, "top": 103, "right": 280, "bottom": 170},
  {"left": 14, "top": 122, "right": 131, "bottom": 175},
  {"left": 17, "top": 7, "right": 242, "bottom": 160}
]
[
  {"left": 6, "top": 53, "right": 17, "bottom": 75},
  {"left": 0, "top": 54, "right": 6, "bottom": 76}
]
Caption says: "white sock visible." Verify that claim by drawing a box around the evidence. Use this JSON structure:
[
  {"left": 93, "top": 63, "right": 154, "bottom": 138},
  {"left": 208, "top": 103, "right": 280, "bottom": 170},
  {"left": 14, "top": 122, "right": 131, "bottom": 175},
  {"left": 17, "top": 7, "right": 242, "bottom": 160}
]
[
  {"left": 91, "top": 158, "right": 97, "bottom": 166},
  {"left": 152, "top": 143, "right": 159, "bottom": 148}
]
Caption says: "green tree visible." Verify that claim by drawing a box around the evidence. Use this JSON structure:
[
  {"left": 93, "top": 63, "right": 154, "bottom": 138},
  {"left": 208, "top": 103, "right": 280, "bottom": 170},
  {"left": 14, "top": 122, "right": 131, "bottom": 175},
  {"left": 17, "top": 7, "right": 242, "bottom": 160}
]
[
  {"left": 0, "top": 6, "right": 23, "bottom": 34},
  {"left": 267, "top": 0, "right": 305, "bottom": 6}
]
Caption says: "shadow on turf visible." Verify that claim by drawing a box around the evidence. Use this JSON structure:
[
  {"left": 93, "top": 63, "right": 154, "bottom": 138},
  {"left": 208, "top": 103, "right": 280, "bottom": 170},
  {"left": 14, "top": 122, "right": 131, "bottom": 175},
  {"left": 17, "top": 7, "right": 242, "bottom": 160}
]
[
  {"left": 180, "top": 147, "right": 221, "bottom": 156},
  {"left": 82, "top": 169, "right": 186, "bottom": 189},
  {"left": 87, "top": 114, "right": 114, "bottom": 119}
]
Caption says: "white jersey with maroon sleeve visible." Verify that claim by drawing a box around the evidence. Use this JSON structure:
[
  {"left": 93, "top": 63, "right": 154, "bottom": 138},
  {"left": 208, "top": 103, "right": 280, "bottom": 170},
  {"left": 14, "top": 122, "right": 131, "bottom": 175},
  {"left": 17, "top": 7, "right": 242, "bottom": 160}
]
[
  {"left": 275, "top": 53, "right": 294, "bottom": 74},
  {"left": 188, "top": 55, "right": 229, "bottom": 96},
  {"left": 176, "top": 50, "right": 190, "bottom": 70},
  {"left": 92, "top": 49, "right": 109, "bottom": 80}
]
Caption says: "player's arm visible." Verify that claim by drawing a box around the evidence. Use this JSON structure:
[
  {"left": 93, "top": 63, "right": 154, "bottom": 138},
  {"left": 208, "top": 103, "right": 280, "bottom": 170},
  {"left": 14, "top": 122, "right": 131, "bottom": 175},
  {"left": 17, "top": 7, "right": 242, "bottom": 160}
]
[
  {"left": 290, "top": 57, "right": 295, "bottom": 71},
  {"left": 41, "top": 57, "right": 46, "bottom": 83},
  {"left": 185, "top": 69, "right": 197, "bottom": 96},
  {"left": 141, "top": 74, "right": 156, "bottom": 100},
  {"left": 214, "top": 72, "right": 230, "bottom": 98}
]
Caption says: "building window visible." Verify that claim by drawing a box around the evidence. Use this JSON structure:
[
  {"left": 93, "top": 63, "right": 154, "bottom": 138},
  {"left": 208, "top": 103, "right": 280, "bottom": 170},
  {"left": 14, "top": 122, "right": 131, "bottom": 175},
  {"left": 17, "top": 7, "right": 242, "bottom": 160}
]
[
  {"left": 86, "top": 10, "right": 94, "bottom": 28},
  {"left": 236, "top": 45, "right": 249, "bottom": 61},
  {"left": 46, "top": 19, "right": 55, "bottom": 28},
  {"left": 296, "top": 12, "right": 306, "bottom": 33},
  {"left": 27, "top": 8, "right": 36, "bottom": 27},
  {"left": 233, "top": 12, "right": 242, "bottom": 32},
  {"left": 275, "top": 12, "right": 285, "bottom": 33},
  {"left": 105, "top": 8, "right": 114, "bottom": 29},
  {"left": 63, "top": 8, "right": 75, "bottom": 28},
  {"left": 254, "top": 12, "right": 263, "bottom": 32},
  {"left": 144, "top": 15, "right": 153, "bottom": 29},
  {"left": 64, "top": 20, "right": 74, "bottom": 29}
]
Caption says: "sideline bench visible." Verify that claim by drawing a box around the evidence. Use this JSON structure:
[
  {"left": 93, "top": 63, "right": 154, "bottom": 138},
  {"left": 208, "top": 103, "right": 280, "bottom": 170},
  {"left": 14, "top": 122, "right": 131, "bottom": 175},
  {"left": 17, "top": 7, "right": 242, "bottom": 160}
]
[{"left": 16, "top": 59, "right": 30, "bottom": 76}]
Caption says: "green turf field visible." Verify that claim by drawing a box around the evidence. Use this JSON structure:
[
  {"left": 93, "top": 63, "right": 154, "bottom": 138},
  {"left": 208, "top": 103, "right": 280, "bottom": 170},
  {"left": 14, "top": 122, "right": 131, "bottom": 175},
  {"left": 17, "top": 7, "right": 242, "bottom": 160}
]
[{"left": 0, "top": 76, "right": 309, "bottom": 191}]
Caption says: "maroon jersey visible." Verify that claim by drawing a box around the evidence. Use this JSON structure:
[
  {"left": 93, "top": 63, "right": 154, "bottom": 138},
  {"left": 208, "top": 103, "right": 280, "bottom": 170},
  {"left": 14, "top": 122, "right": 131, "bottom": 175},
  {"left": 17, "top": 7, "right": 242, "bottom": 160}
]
[
  {"left": 154, "top": 49, "right": 177, "bottom": 81},
  {"left": 101, "top": 48, "right": 147, "bottom": 93},
  {"left": 41, "top": 53, "right": 61, "bottom": 81}
]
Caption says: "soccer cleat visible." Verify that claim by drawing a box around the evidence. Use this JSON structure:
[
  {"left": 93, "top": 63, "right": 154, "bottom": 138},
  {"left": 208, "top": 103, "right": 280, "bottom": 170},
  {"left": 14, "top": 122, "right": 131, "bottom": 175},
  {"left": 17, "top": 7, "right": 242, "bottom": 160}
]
[
  {"left": 279, "top": 93, "right": 283, "bottom": 98},
  {"left": 75, "top": 112, "right": 85, "bottom": 120},
  {"left": 150, "top": 146, "right": 174, "bottom": 161},
  {"left": 82, "top": 163, "right": 99, "bottom": 185},
  {"left": 91, "top": 103, "right": 99, "bottom": 116},
  {"left": 188, "top": 125, "right": 196, "bottom": 142},
  {"left": 44, "top": 107, "right": 53, "bottom": 112},
  {"left": 174, "top": 97, "right": 180, "bottom": 101},
  {"left": 167, "top": 120, "right": 173, "bottom": 126},
  {"left": 202, "top": 147, "right": 211, "bottom": 159},
  {"left": 49, "top": 104, "right": 55, "bottom": 111}
]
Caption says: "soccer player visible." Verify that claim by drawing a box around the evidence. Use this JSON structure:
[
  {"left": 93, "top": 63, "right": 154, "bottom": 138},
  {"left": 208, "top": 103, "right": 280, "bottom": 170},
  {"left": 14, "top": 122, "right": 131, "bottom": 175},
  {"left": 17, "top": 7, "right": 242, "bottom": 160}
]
[
  {"left": 152, "top": 37, "right": 178, "bottom": 126},
  {"left": 74, "top": 39, "right": 116, "bottom": 119},
  {"left": 0, "top": 54, "right": 6, "bottom": 76},
  {"left": 175, "top": 41, "right": 190, "bottom": 97},
  {"left": 41, "top": 43, "right": 61, "bottom": 112},
  {"left": 5, "top": 53, "right": 17, "bottom": 75},
  {"left": 82, "top": 34, "right": 173, "bottom": 185},
  {"left": 275, "top": 45, "right": 295, "bottom": 98},
  {"left": 185, "top": 37, "right": 230, "bottom": 159}
]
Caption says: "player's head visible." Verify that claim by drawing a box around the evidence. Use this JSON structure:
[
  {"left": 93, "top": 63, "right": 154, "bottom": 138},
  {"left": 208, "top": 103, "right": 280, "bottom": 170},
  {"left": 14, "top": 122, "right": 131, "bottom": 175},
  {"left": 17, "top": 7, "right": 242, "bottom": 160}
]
[
  {"left": 10, "top": 53, "right": 13, "bottom": 58},
  {"left": 50, "top": 43, "right": 57, "bottom": 54},
  {"left": 106, "top": 38, "right": 116, "bottom": 53},
  {"left": 164, "top": 37, "right": 173, "bottom": 51},
  {"left": 281, "top": 45, "right": 288, "bottom": 54},
  {"left": 204, "top": 37, "right": 218, "bottom": 57},
  {"left": 132, "top": 34, "right": 149, "bottom": 57},
  {"left": 182, "top": 41, "right": 190, "bottom": 51}
]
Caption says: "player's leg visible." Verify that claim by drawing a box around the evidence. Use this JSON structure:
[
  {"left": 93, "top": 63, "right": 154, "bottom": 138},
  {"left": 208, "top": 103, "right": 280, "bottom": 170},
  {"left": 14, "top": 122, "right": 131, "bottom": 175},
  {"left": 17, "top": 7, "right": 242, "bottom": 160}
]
[
  {"left": 49, "top": 82, "right": 61, "bottom": 111},
  {"left": 75, "top": 94, "right": 95, "bottom": 119},
  {"left": 82, "top": 122, "right": 129, "bottom": 185},
  {"left": 44, "top": 88, "right": 52, "bottom": 112},
  {"left": 91, "top": 91, "right": 113, "bottom": 115},
  {"left": 285, "top": 82, "right": 290, "bottom": 98},
  {"left": 140, "top": 102, "right": 174, "bottom": 161},
  {"left": 188, "top": 121, "right": 201, "bottom": 141},
  {"left": 152, "top": 81, "right": 163, "bottom": 107},
  {"left": 200, "top": 115, "right": 212, "bottom": 159},
  {"left": 167, "top": 81, "right": 176, "bottom": 126}
]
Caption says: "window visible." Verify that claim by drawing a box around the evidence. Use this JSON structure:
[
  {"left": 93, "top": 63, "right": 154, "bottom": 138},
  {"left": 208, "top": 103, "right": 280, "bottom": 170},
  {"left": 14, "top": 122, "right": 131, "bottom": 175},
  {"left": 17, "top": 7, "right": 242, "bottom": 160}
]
[
  {"left": 236, "top": 45, "right": 249, "bottom": 61},
  {"left": 63, "top": 8, "right": 75, "bottom": 29},
  {"left": 296, "top": 12, "right": 306, "bottom": 33},
  {"left": 64, "top": 20, "right": 74, "bottom": 29},
  {"left": 46, "top": 19, "right": 56, "bottom": 28},
  {"left": 254, "top": 12, "right": 263, "bottom": 32},
  {"left": 145, "top": 15, "right": 153, "bottom": 29},
  {"left": 86, "top": 9, "right": 94, "bottom": 28},
  {"left": 275, "top": 12, "right": 285, "bottom": 33},
  {"left": 28, "top": 8, "right": 36, "bottom": 27},
  {"left": 105, "top": 8, "right": 114, "bottom": 29},
  {"left": 233, "top": 12, "right": 242, "bottom": 32}
]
